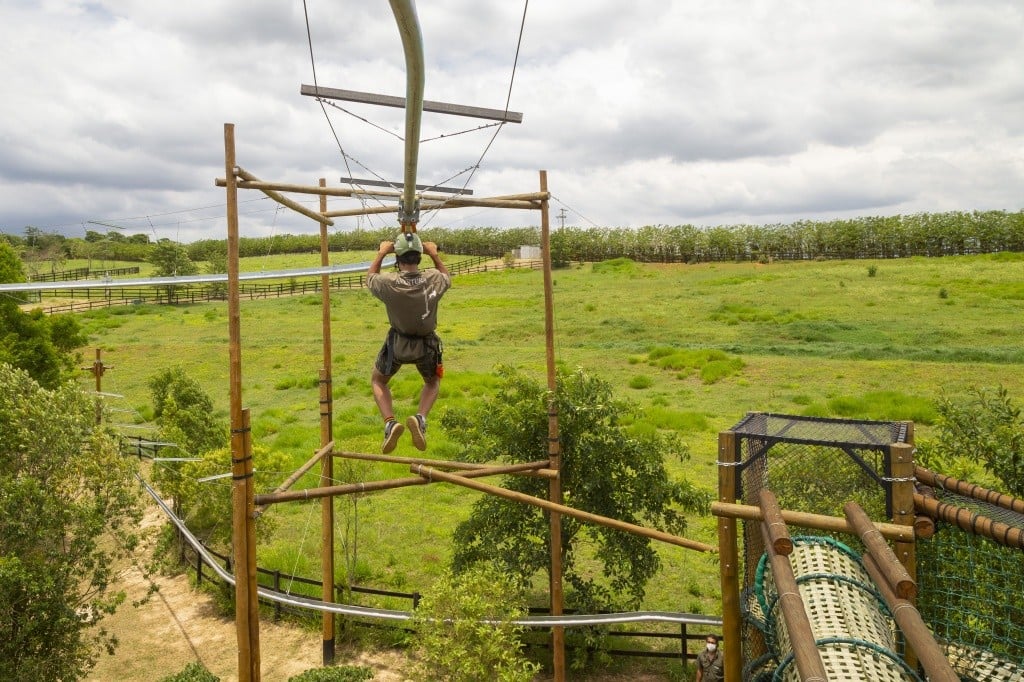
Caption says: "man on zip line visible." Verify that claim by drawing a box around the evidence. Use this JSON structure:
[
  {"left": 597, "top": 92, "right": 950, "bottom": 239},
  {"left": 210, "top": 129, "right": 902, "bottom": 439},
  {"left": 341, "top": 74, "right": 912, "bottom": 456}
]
[{"left": 367, "top": 233, "right": 450, "bottom": 453}]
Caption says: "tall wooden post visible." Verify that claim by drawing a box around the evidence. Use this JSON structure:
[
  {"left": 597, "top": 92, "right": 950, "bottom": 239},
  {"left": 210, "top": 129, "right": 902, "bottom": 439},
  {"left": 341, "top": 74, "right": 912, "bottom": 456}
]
[
  {"left": 717, "top": 431, "right": 742, "bottom": 681},
  {"left": 318, "top": 179, "right": 336, "bottom": 664},
  {"left": 891, "top": 439, "right": 917, "bottom": 670},
  {"left": 225, "top": 123, "right": 260, "bottom": 681},
  {"left": 83, "top": 348, "right": 109, "bottom": 425},
  {"left": 539, "top": 170, "right": 565, "bottom": 681}
]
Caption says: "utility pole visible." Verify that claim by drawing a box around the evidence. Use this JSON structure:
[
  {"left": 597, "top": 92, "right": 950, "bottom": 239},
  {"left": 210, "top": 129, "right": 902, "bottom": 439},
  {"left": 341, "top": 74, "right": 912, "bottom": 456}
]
[{"left": 557, "top": 208, "right": 567, "bottom": 229}]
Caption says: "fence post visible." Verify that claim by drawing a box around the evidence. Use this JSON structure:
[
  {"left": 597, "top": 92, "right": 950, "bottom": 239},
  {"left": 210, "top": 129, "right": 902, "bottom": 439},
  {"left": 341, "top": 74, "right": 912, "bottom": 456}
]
[
  {"left": 274, "top": 570, "right": 282, "bottom": 621},
  {"left": 680, "top": 623, "right": 687, "bottom": 666},
  {"left": 196, "top": 552, "right": 203, "bottom": 586}
]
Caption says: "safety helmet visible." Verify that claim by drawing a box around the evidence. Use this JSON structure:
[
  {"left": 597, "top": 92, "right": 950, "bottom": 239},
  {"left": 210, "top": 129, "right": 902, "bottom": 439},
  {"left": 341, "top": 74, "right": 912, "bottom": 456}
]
[{"left": 394, "top": 232, "right": 423, "bottom": 256}]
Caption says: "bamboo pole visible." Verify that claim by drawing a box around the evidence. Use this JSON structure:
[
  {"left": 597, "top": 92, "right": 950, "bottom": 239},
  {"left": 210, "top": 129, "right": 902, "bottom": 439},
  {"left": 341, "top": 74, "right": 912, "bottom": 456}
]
[
  {"left": 758, "top": 489, "right": 793, "bottom": 556},
  {"left": 861, "top": 555, "right": 959, "bottom": 682},
  {"left": 889, "top": 440, "right": 917, "bottom": 670},
  {"left": 711, "top": 501, "right": 917, "bottom": 543},
  {"left": 843, "top": 502, "right": 916, "bottom": 600},
  {"left": 759, "top": 523, "right": 828, "bottom": 682},
  {"left": 254, "top": 440, "right": 334, "bottom": 517},
  {"left": 232, "top": 167, "right": 334, "bottom": 226},
  {"left": 335, "top": 451, "right": 555, "bottom": 477},
  {"left": 539, "top": 170, "right": 565, "bottom": 682},
  {"left": 255, "top": 460, "right": 555, "bottom": 506},
  {"left": 225, "top": 122, "right": 258, "bottom": 682},
  {"left": 318, "top": 180, "right": 336, "bottom": 665},
  {"left": 323, "top": 197, "right": 540, "bottom": 217},
  {"left": 717, "top": 431, "right": 743, "bottom": 682},
  {"left": 214, "top": 176, "right": 548, "bottom": 203},
  {"left": 915, "top": 493, "right": 1024, "bottom": 549},
  {"left": 242, "top": 410, "right": 260, "bottom": 680},
  {"left": 410, "top": 465, "right": 717, "bottom": 552},
  {"left": 915, "top": 466, "right": 1024, "bottom": 515}
]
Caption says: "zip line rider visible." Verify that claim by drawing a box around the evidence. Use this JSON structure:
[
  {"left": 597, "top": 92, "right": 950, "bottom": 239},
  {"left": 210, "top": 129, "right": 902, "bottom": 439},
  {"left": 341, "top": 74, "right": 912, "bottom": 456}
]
[{"left": 367, "top": 233, "right": 450, "bottom": 453}]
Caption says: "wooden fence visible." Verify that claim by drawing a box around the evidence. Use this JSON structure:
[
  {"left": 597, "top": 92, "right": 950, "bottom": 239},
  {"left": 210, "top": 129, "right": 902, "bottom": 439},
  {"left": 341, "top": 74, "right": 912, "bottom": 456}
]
[{"left": 37, "top": 257, "right": 545, "bottom": 315}]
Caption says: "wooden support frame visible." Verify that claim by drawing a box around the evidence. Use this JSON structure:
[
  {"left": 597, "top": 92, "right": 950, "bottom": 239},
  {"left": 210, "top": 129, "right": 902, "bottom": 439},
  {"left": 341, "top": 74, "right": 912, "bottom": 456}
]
[
  {"left": 711, "top": 501, "right": 917, "bottom": 543},
  {"left": 717, "top": 431, "right": 743, "bottom": 682}
]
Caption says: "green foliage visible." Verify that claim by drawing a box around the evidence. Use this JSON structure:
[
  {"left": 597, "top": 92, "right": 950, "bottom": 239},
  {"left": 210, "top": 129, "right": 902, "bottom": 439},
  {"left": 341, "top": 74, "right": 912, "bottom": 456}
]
[
  {"left": 149, "top": 239, "right": 199, "bottom": 278},
  {"left": 825, "top": 390, "right": 937, "bottom": 424},
  {"left": 0, "top": 240, "right": 26, "bottom": 283},
  {"left": 592, "top": 257, "right": 644, "bottom": 276},
  {"left": 867, "top": 264, "right": 878, "bottom": 277},
  {"left": 148, "top": 367, "right": 227, "bottom": 457},
  {"left": 441, "top": 367, "right": 711, "bottom": 613},
  {"left": 0, "top": 363, "right": 143, "bottom": 680},
  {"left": 628, "top": 374, "right": 653, "bottom": 389},
  {"left": 288, "top": 665, "right": 374, "bottom": 682},
  {"left": 409, "top": 563, "right": 540, "bottom": 682},
  {"left": 159, "top": 661, "right": 220, "bottom": 682},
  {"left": 645, "top": 347, "right": 744, "bottom": 384},
  {"left": 917, "top": 386, "right": 1024, "bottom": 496},
  {"left": 0, "top": 305, "right": 86, "bottom": 388}
]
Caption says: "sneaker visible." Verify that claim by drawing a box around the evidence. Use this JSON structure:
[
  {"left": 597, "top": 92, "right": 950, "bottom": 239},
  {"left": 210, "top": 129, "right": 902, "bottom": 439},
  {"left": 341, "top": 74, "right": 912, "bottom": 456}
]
[
  {"left": 406, "top": 414, "right": 427, "bottom": 451},
  {"left": 382, "top": 419, "right": 404, "bottom": 454}
]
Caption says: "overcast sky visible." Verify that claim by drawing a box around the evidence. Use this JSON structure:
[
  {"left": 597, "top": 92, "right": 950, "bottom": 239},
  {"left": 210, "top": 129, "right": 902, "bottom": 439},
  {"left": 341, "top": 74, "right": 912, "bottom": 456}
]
[{"left": 1, "top": 1, "right": 1022, "bottom": 243}]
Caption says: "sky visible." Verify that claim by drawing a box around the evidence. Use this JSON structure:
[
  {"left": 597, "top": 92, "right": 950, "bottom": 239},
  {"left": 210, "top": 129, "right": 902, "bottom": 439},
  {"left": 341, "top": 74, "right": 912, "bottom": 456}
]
[{"left": 1, "top": 0, "right": 1022, "bottom": 243}]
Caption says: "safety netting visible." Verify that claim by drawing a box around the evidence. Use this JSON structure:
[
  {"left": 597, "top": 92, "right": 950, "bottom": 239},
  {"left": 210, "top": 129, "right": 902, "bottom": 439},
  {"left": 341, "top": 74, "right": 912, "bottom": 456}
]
[
  {"left": 916, "top": 486, "right": 1024, "bottom": 681},
  {"left": 729, "top": 413, "right": 910, "bottom": 679}
]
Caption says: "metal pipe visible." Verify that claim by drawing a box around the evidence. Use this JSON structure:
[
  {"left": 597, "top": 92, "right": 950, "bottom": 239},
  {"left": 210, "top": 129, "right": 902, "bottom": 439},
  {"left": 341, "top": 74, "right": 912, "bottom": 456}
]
[{"left": 388, "top": 0, "right": 425, "bottom": 230}]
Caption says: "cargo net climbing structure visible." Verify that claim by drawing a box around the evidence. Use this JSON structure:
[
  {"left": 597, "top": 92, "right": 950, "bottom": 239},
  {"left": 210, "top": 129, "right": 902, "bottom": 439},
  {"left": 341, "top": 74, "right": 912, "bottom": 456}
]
[
  {"left": 728, "top": 413, "right": 913, "bottom": 680},
  {"left": 726, "top": 412, "right": 1024, "bottom": 681}
]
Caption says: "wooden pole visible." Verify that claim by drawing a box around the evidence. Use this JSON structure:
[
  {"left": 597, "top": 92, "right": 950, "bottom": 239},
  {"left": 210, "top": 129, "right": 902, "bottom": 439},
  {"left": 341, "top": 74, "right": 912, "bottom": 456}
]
[
  {"left": 539, "top": 170, "right": 565, "bottom": 682},
  {"left": 758, "top": 489, "right": 793, "bottom": 555},
  {"left": 232, "top": 167, "right": 334, "bottom": 226},
  {"left": 335, "top": 451, "right": 554, "bottom": 477},
  {"left": 225, "top": 122, "right": 258, "bottom": 682},
  {"left": 861, "top": 555, "right": 959, "bottom": 682},
  {"left": 242, "top": 409, "right": 260, "bottom": 680},
  {"left": 254, "top": 441, "right": 334, "bottom": 517},
  {"left": 318, "top": 179, "right": 336, "bottom": 665},
  {"left": 843, "top": 502, "right": 916, "bottom": 599},
  {"left": 760, "top": 524, "right": 829, "bottom": 682},
  {"left": 717, "top": 431, "right": 743, "bottom": 682},
  {"left": 915, "top": 493, "right": 1024, "bottom": 549},
  {"left": 889, "top": 440, "right": 917, "bottom": 671},
  {"left": 255, "top": 460, "right": 557, "bottom": 506},
  {"left": 711, "top": 501, "right": 917, "bottom": 543},
  {"left": 410, "top": 465, "right": 717, "bottom": 552},
  {"left": 915, "top": 466, "right": 1024, "bottom": 515}
]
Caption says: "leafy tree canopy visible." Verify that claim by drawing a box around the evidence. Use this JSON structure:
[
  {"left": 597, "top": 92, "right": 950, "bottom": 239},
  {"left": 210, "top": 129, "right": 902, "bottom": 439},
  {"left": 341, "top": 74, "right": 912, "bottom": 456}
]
[
  {"left": 149, "top": 238, "right": 199, "bottom": 278},
  {"left": 441, "top": 366, "right": 711, "bottom": 612},
  {"left": 0, "top": 363, "right": 142, "bottom": 680},
  {"left": 918, "top": 386, "right": 1024, "bottom": 497}
]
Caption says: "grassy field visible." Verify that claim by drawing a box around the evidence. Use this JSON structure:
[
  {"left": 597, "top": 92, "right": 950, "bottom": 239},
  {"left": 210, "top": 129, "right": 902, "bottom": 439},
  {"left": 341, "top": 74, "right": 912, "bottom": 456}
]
[{"left": 78, "top": 252, "right": 1024, "bottom": 630}]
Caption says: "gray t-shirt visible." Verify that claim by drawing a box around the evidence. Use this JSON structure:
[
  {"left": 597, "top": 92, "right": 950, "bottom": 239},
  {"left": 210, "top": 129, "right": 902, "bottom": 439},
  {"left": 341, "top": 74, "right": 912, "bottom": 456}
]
[{"left": 367, "top": 268, "right": 451, "bottom": 337}]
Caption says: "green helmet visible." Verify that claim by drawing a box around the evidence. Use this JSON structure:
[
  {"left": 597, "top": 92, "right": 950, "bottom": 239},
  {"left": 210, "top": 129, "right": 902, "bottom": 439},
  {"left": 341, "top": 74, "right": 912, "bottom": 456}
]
[{"left": 394, "top": 233, "right": 423, "bottom": 256}]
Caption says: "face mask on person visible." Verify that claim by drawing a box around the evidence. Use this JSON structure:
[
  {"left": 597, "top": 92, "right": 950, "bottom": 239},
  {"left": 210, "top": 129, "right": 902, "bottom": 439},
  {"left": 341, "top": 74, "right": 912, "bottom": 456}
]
[{"left": 706, "top": 643, "right": 717, "bottom": 652}]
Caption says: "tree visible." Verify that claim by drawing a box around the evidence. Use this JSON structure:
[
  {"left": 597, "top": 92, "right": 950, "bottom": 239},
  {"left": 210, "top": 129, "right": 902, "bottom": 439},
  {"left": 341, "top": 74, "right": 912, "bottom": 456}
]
[
  {"left": 441, "top": 367, "right": 710, "bottom": 612},
  {"left": 148, "top": 239, "right": 198, "bottom": 301},
  {"left": 0, "top": 363, "right": 142, "bottom": 680},
  {"left": 0, "top": 242, "right": 87, "bottom": 389}
]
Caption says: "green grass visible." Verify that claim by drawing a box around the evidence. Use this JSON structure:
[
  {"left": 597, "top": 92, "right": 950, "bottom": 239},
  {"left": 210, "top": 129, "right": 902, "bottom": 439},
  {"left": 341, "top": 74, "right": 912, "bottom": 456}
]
[{"left": 79, "top": 253, "right": 1024, "bottom": 631}]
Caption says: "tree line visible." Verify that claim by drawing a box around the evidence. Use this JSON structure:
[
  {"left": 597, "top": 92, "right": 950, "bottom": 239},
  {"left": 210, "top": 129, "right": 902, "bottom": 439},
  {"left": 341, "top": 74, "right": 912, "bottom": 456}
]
[{"left": 4, "top": 209, "right": 1024, "bottom": 270}]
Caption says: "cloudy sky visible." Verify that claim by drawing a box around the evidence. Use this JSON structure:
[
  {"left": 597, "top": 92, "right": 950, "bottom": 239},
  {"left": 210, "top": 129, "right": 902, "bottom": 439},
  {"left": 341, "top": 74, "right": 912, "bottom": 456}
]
[{"left": 1, "top": 0, "right": 1022, "bottom": 243}]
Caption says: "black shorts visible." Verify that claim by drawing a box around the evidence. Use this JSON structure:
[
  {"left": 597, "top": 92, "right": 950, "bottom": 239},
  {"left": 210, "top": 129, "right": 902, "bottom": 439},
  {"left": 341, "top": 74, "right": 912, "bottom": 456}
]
[{"left": 375, "top": 329, "right": 442, "bottom": 381}]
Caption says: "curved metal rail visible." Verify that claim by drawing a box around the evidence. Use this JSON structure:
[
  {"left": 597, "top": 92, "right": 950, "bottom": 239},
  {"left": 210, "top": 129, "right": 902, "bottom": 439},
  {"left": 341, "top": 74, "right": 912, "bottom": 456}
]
[{"left": 137, "top": 474, "right": 720, "bottom": 629}]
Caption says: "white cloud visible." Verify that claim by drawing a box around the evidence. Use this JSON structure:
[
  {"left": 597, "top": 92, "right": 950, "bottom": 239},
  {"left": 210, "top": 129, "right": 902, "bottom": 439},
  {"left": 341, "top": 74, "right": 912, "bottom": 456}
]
[{"left": 1, "top": 0, "right": 1022, "bottom": 241}]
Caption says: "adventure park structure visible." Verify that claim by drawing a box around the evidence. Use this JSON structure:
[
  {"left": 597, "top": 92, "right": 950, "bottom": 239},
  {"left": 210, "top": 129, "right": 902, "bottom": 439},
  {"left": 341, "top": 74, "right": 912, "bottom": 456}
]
[{"left": 2, "top": 2, "right": 1022, "bottom": 680}]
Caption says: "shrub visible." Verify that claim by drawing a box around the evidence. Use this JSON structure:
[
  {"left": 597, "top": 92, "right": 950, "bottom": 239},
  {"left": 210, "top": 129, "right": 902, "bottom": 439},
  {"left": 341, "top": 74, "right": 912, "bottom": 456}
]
[
  {"left": 409, "top": 564, "right": 539, "bottom": 682},
  {"left": 288, "top": 665, "right": 374, "bottom": 682},
  {"left": 159, "top": 661, "right": 219, "bottom": 682},
  {"left": 867, "top": 265, "right": 878, "bottom": 277}
]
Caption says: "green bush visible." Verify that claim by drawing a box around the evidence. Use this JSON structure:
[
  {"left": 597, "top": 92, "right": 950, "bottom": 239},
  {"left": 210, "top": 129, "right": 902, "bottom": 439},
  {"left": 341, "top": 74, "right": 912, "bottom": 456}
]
[
  {"left": 288, "top": 665, "right": 374, "bottom": 682},
  {"left": 409, "top": 564, "right": 539, "bottom": 682},
  {"left": 628, "top": 374, "right": 653, "bottom": 389},
  {"left": 159, "top": 661, "right": 219, "bottom": 682}
]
